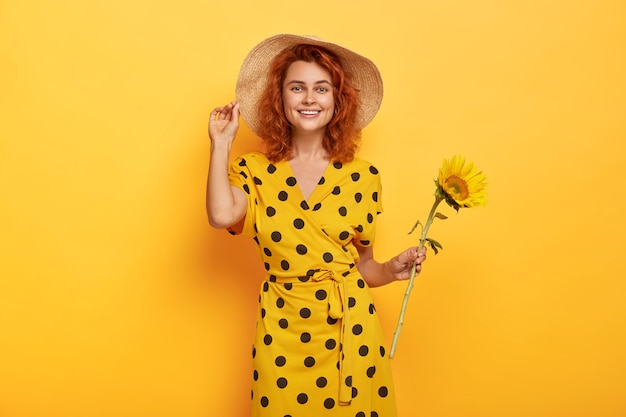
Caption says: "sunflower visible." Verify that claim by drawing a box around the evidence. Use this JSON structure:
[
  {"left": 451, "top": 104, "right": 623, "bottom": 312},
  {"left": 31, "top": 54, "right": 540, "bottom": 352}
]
[
  {"left": 436, "top": 155, "right": 488, "bottom": 211},
  {"left": 390, "top": 155, "right": 487, "bottom": 358}
]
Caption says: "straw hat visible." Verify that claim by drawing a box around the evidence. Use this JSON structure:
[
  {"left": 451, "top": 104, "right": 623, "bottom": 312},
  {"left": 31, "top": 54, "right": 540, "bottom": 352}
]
[{"left": 235, "top": 34, "right": 383, "bottom": 136}]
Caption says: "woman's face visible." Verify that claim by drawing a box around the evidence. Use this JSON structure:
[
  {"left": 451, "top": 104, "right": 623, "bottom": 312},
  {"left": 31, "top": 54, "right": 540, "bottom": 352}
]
[{"left": 282, "top": 60, "right": 335, "bottom": 136}]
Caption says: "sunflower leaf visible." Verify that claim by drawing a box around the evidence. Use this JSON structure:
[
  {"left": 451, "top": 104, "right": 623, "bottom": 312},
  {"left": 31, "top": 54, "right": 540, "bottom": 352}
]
[
  {"left": 408, "top": 219, "right": 421, "bottom": 235},
  {"left": 434, "top": 212, "right": 448, "bottom": 220},
  {"left": 425, "top": 238, "right": 443, "bottom": 255}
]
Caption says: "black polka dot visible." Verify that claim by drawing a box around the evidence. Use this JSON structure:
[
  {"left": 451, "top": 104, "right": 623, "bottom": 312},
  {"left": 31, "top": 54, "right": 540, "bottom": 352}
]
[
  {"left": 296, "top": 244, "right": 308, "bottom": 255},
  {"left": 304, "top": 356, "right": 315, "bottom": 367},
  {"left": 260, "top": 396, "right": 269, "bottom": 407},
  {"left": 356, "top": 413, "right": 366, "bottom": 417},
  {"left": 297, "top": 393, "right": 308, "bottom": 404},
  {"left": 357, "top": 279, "right": 365, "bottom": 288},
  {"left": 312, "top": 202, "right": 322, "bottom": 211},
  {"left": 372, "top": 191, "right": 379, "bottom": 202},
  {"left": 318, "top": 176, "right": 326, "bottom": 185},
  {"left": 315, "top": 289, "right": 327, "bottom": 300},
  {"left": 266, "top": 206, "right": 276, "bottom": 217},
  {"left": 300, "top": 332, "right": 311, "bottom": 343},
  {"left": 332, "top": 186, "right": 341, "bottom": 195},
  {"left": 367, "top": 213, "right": 374, "bottom": 223},
  {"left": 316, "top": 376, "right": 327, "bottom": 387},
  {"left": 267, "top": 164, "right": 276, "bottom": 173},
  {"left": 352, "top": 386, "right": 358, "bottom": 398},
  {"left": 300, "top": 200, "right": 309, "bottom": 210},
  {"left": 325, "top": 339, "right": 337, "bottom": 350},
  {"left": 284, "top": 283, "right": 292, "bottom": 290},
  {"left": 281, "top": 260, "right": 290, "bottom": 270},
  {"left": 261, "top": 308, "right": 266, "bottom": 318},
  {"left": 339, "top": 231, "right": 350, "bottom": 240},
  {"left": 327, "top": 317, "right": 338, "bottom": 325},
  {"left": 264, "top": 334, "right": 272, "bottom": 345},
  {"left": 286, "top": 176, "right": 297, "bottom": 186},
  {"left": 271, "top": 231, "right": 282, "bottom": 242},
  {"left": 324, "top": 398, "right": 335, "bottom": 409},
  {"left": 345, "top": 375, "right": 352, "bottom": 387},
  {"left": 378, "top": 386, "right": 389, "bottom": 397},
  {"left": 253, "top": 369, "right": 258, "bottom": 380},
  {"left": 293, "top": 218, "right": 305, "bottom": 229},
  {"left": 352, "top": 324, "right": 363, "bottom": 335},
  {"left": 333, "top": 161, "right": 343, "bottom": 169},
  {"left": 243, "top": 184, "right": 250, "bottom": 194},
  {"left": 275, "top": 356, "right": 286, "bottom": 366},
  {"left": 263, "top": 248, "right": 272, "bottom": 257},
  {"left": 278, "top": 190, "right": 288, "bottom": 201},
  {"left": 277, "top": 377, "right": 288, "bottom": 388},
  {"left": 355, "top": 192, "right": 362, "bottom": 203},
  {"left": 367, "top": 366, "right": 376, "bottom": 377},
  {"left": 323, "top": 252, "right": 333, "bottom": 263},
  {"left": 300, "top": 308, "right": 311, "bottom": 318},
  {"left": 263, "top": 262, "right": 270, "bottom": 271},
  {"left": 380, "top": 346, "right": 386, "bottom": 357},
  {"left": 351, "top": 172, "right": 360, "bottom": 181},
  {"left": 262, "top": 281, "right": 269, "bottom": 292},
  {"left": 279, "top": 318, "right": 288, "bottom": 329},
  {"left": 369, "top": 165, "right": 379, "bottom": 174},
  {"left": 253, "top": 176, "right": 263, "bottom": 185},
  {"left": 360, "top": 240, "right": 370, "bottom": 245},
  {"left": 338, "top": 206, "right": 347, "bottom": 216},
  {"left": 348, "top": 297, "right": 356, "bottom": 308},
  {"left": 356, "top": 224, "right": 364, "bottom": 232},
  {"left": 359, "top": 345, "right": 369, "bottom": 356},
  {"left": 276, "top": 298, "right": 285, "bottom": 308},
  {"left": 252, "top": 346, "right": 256, "bottom": 358},
  {"left": 369, "top": 303, "right": 376, "bottom": 314}
]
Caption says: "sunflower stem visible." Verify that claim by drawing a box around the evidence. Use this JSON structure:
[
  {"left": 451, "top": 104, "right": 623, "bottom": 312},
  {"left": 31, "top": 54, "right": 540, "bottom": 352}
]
[{"left": 390, "top": 194, "right": 444, "bottom": 358}]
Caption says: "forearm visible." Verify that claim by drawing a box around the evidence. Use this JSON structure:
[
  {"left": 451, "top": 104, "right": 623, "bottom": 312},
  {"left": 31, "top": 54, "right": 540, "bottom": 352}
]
[
  {"left": 357, "top": 258, "right": 396, "bottom": 288},
  {"left": 206, "top": 141, "right": 243, "bottom": 228}
]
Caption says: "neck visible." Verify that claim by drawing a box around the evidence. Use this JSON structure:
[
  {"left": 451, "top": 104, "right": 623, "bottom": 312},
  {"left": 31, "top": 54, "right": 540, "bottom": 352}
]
[{"left": 290, "top": 132, "right": 328, "bottom": 161}]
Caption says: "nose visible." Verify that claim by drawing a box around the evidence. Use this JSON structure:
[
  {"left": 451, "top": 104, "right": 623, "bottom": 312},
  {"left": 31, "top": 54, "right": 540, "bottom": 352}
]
[{"left": 303, "top": 92, "right": 315, "bottom": 104}]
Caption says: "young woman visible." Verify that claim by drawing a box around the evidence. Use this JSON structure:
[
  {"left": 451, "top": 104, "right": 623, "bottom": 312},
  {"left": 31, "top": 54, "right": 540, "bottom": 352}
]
[{"left": 207, "top": 34, "right": 426, "bottom": 417}]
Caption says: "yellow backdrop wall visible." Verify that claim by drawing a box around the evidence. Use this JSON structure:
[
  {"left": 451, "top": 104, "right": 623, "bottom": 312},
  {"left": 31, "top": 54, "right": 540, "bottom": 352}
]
[{"left": 1, "top": 0, "right": 625, "bottom": 416}]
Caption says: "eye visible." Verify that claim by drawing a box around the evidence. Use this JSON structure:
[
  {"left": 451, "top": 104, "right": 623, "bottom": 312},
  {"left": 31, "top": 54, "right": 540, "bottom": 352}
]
[
  {"left": 317, "top": 87, "right": 328, "bottom": 93},
  {"left": 291, "top": 86, "right": 303, "bottom": 92}
]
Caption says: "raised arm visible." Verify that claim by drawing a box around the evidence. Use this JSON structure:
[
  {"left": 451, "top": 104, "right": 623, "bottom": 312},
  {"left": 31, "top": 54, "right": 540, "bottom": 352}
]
[
  {"left": 206, "top": 101, "right": 248, "bottom": 229},
  {"left": 356, "top": 245, "right": 427, "bottom": 288}
]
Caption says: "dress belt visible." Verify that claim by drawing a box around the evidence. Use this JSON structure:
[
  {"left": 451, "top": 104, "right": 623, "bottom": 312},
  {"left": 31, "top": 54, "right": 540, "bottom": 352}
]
[
  {"left": 312, "top": 269, "right": 353, "bottom": 405},
  {"left": 269, "top": 268, "right": 355, "bottom": 405}
]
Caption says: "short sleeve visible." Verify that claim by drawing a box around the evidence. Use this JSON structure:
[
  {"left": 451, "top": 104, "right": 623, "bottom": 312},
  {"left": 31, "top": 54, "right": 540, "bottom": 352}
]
[
  {"left": 226, "top": 155, "right": 257, "bottom": 237},
  {"left": 354, "top": 164, "right": 383, "bottom": 247}
]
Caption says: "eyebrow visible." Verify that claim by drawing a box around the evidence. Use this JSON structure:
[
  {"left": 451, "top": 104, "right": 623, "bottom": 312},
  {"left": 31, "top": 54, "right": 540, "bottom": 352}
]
[{"left": 285, "top": 79, "right": 333, "bottom": 86}]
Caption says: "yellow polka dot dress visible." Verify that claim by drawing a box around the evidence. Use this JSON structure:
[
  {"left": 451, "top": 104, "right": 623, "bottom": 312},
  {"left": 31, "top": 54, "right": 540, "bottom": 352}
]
[{"left": 228, "top": 152, "right": 397, "bottom": 417}]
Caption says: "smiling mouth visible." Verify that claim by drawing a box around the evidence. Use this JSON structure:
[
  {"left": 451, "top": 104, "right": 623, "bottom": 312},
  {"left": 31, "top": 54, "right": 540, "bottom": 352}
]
[{"left": 298, "top": 110, "right": 321, "bottom": 115}]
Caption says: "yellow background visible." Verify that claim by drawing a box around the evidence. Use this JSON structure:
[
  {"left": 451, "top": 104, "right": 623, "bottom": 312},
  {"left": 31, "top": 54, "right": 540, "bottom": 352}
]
[{"left": 1, "top": 0, "right": 625, "bottom": 416}]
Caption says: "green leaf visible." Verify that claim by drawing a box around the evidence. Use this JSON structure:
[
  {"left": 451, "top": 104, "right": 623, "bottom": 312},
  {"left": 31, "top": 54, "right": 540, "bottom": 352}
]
[
  {"left": 434, "top": 212, "right": 448, "bottom": 220},
  {"left": 408, "top": 219, "right": 421, "bottom": 235},
  {"left": 425, "top": 238, "right": 444, "bottom": 255}
]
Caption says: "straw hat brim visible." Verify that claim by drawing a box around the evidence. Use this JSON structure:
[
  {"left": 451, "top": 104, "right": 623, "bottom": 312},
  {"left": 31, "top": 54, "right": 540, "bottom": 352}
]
[{"left": 235, "top": 34, "right": 383, "bottom": 137}]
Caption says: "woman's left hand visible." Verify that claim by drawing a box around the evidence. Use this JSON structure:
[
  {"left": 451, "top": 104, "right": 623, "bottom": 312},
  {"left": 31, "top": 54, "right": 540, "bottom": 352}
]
[{"left": 385, "top": 247, "right": 427, "bottom": 281}]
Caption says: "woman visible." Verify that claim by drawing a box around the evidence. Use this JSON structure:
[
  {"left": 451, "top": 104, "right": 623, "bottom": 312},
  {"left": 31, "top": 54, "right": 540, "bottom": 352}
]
[{"left": 207, "top": 34, "right": 426, "bottom": 417}]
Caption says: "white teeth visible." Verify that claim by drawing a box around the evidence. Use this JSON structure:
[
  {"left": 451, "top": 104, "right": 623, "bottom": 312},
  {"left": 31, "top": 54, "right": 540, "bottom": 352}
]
[{"left": 300, "top": 110, "right": 319, "bottom": 115}]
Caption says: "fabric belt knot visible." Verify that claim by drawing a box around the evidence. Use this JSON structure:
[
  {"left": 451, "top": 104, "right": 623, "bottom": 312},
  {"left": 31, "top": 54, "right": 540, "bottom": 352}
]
[{"left": 312, "top": 268, "right": 353, "bottom": 405}]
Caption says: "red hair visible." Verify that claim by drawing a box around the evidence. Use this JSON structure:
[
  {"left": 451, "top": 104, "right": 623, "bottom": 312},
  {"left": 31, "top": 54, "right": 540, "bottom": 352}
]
[{"left": 256, "top": 44, "right": 361, "bottom": 163}]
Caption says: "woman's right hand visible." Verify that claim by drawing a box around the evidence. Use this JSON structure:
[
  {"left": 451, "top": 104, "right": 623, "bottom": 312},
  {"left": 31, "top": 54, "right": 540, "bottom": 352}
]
[{"left": 208, "top": 101, "right": 240, "bottom": 145}]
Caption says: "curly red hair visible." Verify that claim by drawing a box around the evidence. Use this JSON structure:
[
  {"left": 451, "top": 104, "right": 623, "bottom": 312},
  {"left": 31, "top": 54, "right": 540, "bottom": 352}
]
[{"left": 256, "top": 44, "right": 361, "bottom": 163}]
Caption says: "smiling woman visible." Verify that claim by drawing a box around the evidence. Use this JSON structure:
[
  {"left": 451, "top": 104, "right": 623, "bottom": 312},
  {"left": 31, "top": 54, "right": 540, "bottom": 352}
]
[{"left": 206, "top": 34, "right": 427, "bottom": 417}]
